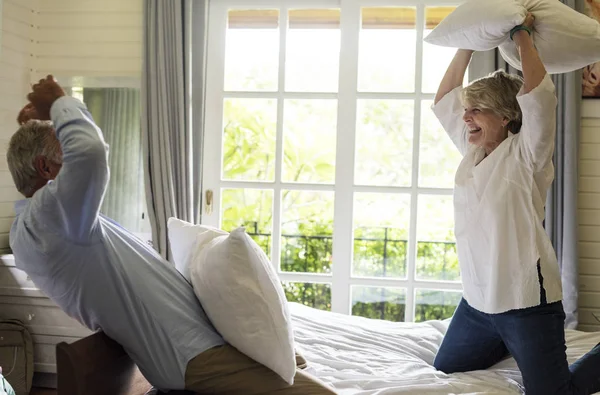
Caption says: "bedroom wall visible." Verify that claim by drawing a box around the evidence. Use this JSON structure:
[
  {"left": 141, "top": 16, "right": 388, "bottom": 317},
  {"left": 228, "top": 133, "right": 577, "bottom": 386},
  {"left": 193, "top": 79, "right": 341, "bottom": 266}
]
[
  {"left": 0, "top": 0, "right": 38, "bottom": 251},
  {"left": 577, "top": 102, "right": 600, "bottom": 332},
  {"left": 0, "top": 0, "right": 143, "bottom": 251},
  {"left": 33, "top": 0, "right": 142, "bottom": 81}
]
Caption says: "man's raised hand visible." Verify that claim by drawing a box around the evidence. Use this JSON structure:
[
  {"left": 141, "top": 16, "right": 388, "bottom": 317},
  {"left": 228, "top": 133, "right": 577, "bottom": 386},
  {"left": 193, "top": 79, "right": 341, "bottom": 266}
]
[{"left": 26, "top": 75, "right": 66, "bottom": 121}]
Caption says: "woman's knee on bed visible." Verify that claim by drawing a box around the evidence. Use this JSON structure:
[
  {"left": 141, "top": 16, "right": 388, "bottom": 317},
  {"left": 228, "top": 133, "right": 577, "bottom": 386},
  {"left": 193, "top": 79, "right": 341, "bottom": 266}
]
[
  {"left": 434, "top": 298, "right": 508, "bottom": 373},
  {"left": 433, "top": 341, "right": 507, "bottom": 374},
  {"left": 432, "top": 354, "right": 459, "bottom": 373},
  {"left": 433, "top": 350, "right": 476, "bottom": 374}
]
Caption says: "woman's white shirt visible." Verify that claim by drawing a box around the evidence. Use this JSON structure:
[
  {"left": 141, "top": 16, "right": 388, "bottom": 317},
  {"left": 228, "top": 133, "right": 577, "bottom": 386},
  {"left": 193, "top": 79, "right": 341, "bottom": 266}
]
[{"left": 432, "top": 74, "right": 562, "bottom": 314}]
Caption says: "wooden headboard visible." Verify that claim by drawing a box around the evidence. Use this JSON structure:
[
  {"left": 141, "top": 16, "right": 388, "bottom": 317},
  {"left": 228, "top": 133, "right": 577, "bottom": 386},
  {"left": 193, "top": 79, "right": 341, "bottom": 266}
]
[{"left": 55, "top": 331, "right": 194, "bottom": 395}]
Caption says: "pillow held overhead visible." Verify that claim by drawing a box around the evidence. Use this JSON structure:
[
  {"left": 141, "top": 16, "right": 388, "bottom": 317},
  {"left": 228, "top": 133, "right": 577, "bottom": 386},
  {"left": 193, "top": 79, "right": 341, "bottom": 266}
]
[
  {"left": 424, "top": 0, "right": 527, "bottom": 50},
  {"left": 424, "top": 0, "right": 600, "bottom": 74},
  {"left": 498, "top": 0, "right": 600, "bottom": 73}
]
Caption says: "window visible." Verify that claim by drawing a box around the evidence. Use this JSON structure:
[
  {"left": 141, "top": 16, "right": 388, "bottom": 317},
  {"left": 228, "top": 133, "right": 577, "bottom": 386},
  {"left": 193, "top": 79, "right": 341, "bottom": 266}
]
[
  {"left": 203, "top": 0, "right": 464, "bottom": 322},
  {"left": 67, "top": 85, "right": 151, "bottom": 242}
]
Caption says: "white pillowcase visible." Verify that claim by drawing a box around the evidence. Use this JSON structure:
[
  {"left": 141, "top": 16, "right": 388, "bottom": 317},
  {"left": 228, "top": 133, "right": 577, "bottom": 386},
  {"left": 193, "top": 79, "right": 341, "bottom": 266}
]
[
  {"left": 424, "top": 0, "right": 600, "bottom": 74},
  {"left": 425, "top": 0, "right": 526, "bottom": 51},
  {"left": 166, "top": 217, "right": 226, "bottom": 281},
  {"left": 498, "top": 0, "right": 600, "bottom": 73},
  {"left": 190, "top": 227, "right": 296, "bottom": 384}
]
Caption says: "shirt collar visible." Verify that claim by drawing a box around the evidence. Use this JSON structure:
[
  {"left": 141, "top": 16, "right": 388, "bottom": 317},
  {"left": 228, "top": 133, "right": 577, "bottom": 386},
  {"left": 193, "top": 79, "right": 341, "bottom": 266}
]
[{"left": 13, "top": 180, "right": 54, "bottom": 215}]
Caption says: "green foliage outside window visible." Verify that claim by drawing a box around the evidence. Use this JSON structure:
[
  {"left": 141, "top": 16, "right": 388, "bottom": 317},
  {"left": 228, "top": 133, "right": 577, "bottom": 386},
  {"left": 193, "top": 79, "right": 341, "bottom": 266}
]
[{"left": 221, "top": 97, "right": 461, "bottom": 322}]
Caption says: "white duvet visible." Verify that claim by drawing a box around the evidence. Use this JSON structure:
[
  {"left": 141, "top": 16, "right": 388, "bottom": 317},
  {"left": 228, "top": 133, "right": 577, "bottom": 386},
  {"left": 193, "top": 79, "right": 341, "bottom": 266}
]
[{"left": 290, "top": 303, "right": 600, "bottom": 394}]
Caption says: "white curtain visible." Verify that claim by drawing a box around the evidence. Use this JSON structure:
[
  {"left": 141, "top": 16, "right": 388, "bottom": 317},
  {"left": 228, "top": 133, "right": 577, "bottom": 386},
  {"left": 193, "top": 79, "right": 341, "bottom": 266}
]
[
  {"left": 142, "top": 0, "right": 208, "bottom": 258},
  {"left": 84, "top": 88, "right": 146, "bottom": 232}
]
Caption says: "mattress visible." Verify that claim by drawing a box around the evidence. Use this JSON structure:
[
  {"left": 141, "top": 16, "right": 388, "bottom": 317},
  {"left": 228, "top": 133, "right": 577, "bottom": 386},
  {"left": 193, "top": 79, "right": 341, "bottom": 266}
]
[{"left": 290, "top": 303, "right": 600, "bottom": 394}]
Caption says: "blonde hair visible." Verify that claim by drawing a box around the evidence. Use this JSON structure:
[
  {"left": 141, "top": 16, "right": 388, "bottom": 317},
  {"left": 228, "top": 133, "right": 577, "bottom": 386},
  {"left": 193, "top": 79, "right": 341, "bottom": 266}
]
[
  {"left": 7, "top": 120, "right": 62, "bottom": 196},
  {"left": 462, "top": 70, "right": 524, "bottom": 134}
]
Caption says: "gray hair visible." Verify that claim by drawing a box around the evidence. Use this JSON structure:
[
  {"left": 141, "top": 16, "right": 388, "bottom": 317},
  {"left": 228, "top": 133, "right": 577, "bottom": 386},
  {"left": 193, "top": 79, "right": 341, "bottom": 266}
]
[
  {"left": 462, "top": 70, "right": 524, "bottom": 134},
  {"left": 7, "top": 120, "right": 62, "bottom": 195}
]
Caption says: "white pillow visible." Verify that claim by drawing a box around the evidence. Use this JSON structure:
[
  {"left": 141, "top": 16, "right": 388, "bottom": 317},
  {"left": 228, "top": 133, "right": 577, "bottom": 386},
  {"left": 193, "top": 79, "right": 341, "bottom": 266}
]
[
  {"left": 498, "top": 0, "right": 600, "bottom": 73},
  {"left": 424, "top": 0, "right": 526, "bottom": 50},
  {"left": 424, "top": 0, "right": 600, "bottom": 74},
  {"left": 189, "top": 227, "right": 296, "bottom": 384},
  {"left": 166, "top": 217, "right": 226, "bottom": 281}
]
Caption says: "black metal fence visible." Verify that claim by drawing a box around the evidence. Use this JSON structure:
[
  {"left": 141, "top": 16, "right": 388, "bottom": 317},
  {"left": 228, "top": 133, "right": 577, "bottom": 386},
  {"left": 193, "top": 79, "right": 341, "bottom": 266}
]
[
  {"left": 242, "top": 221, "right": 458, "bottom": 279},
  {"left": 237, "top": 221, "right": 460, "bottom": 322}
]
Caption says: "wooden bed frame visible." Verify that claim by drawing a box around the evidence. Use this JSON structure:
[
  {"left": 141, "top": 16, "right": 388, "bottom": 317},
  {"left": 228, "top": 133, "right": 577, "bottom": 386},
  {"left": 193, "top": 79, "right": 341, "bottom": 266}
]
[{"left": 55, "top": 331, "right": 195, "bottom": 395}]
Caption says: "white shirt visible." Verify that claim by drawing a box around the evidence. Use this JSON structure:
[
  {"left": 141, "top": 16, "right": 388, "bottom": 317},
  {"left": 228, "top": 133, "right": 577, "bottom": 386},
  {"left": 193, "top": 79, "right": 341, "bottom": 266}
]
[{"left": 432, "top": 74, "right": 562, "bottom": 314}]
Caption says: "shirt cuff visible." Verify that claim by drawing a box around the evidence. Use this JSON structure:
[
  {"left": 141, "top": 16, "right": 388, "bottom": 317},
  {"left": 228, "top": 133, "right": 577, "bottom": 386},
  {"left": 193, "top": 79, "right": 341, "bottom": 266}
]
[
  {"left": 50, "top": 96, "right": 90, "bottom": 136},
  {"left": 50, "top": 96, "right": 86, "bottom": 121}
]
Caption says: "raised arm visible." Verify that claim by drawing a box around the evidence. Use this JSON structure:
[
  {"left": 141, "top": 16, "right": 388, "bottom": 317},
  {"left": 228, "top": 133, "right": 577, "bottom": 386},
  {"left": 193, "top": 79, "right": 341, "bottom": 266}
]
[
  {"left": 513, "top": 15, "right": 546, "bottom": 94},
  {"left": 431, "top": 49, "right": 473, "bottom": 156},
  {"left": 29, "top": 76, "right": 110, "bottom": 242},
  {"left": 513, "top": 14, "right": 557, "bottom": 171},
  {"left": 434, "top": 49, "right": 473, "bottom": 105}
]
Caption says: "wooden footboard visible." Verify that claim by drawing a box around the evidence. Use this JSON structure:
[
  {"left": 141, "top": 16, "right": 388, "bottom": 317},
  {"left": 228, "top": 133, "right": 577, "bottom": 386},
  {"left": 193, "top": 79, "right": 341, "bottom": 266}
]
[{"left": 55, "top": 331, "right": 154, "bottom": 395}]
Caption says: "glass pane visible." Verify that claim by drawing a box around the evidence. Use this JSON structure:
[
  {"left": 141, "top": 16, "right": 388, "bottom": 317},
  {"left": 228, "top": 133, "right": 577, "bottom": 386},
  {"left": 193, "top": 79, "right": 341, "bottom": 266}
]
[
  {"left": 221, "top": 188, "right": 274, "bottom": 257},
  {"left": 222, "top": 99, "right": 277, "bottom": 181},
  {"left": 281, "top": 190, "right": 334, "bottom": 273},
  {"left": 283, "top": 282, "right": 331, "bottom": 311},
  {"left": 282, "top": 99, "right": 337, "bottom": 183},
  {"left": 414, "top": 289, "right": 461, "bottom": 322},
  {"left": 355, "top": 100, "right": 414, "bottom": 186},
  {"left": 422, "top": 7, "right": 467, "bottom": 93},
  {"left": 419, "top": 100, "right": 462, "bottom": 188},
  {"left": 358, "top": 7, "right": 416, "bottom": 92},
  {"left": 286, "top": 9, "right": 341, "bottom": 92},
  {"left": 353, "top": 193, "right": 410, "bottom": 278},
  {"left": 225, "top": 10, "right": 279, "bottom": 91},
  {"left": 416, "top": 195, "right": 459, "bottom": 281},
  {"left": 351, "top": 286, "right": 406, "bottom": 322}
]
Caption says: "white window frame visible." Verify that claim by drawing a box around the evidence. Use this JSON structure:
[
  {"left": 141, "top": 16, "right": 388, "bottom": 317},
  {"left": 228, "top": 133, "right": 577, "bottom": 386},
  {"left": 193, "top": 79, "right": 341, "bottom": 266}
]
[{"left": 202, "top": 0, "right": 463, "bottom": 321}]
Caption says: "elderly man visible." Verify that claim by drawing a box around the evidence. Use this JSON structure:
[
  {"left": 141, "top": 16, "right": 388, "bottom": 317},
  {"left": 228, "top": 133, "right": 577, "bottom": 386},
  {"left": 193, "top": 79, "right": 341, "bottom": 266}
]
[{"left": 7, "top": 76, "right": 335, "bottom": 395}]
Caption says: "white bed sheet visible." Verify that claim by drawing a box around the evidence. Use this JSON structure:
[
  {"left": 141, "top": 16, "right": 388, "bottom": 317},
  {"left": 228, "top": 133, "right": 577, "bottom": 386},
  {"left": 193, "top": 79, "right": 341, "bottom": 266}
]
[{"left": 290, "top": 303, "right": 600, "bottom": 394}]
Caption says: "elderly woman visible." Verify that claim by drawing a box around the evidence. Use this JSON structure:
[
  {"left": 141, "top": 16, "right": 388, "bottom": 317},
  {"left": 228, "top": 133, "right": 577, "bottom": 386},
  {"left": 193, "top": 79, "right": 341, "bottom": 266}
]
[{"left": 432, "top": 13, "right": 600, "bottom": 394}]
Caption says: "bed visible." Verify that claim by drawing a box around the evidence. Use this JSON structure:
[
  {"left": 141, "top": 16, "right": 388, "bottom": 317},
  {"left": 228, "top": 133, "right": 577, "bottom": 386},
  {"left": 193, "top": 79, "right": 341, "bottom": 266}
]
[
  {"left": 290, "top": 302, "right": 600, "bottom": 394},
  {"left": 57, "top": 302, "right": 600, "bottom": 394}
]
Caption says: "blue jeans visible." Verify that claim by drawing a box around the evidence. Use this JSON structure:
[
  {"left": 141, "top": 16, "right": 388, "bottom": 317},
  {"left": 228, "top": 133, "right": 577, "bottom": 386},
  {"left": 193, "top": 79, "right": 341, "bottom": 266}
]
[{"left": 434, "top": 298, "right": 600, "bottom": 395}]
